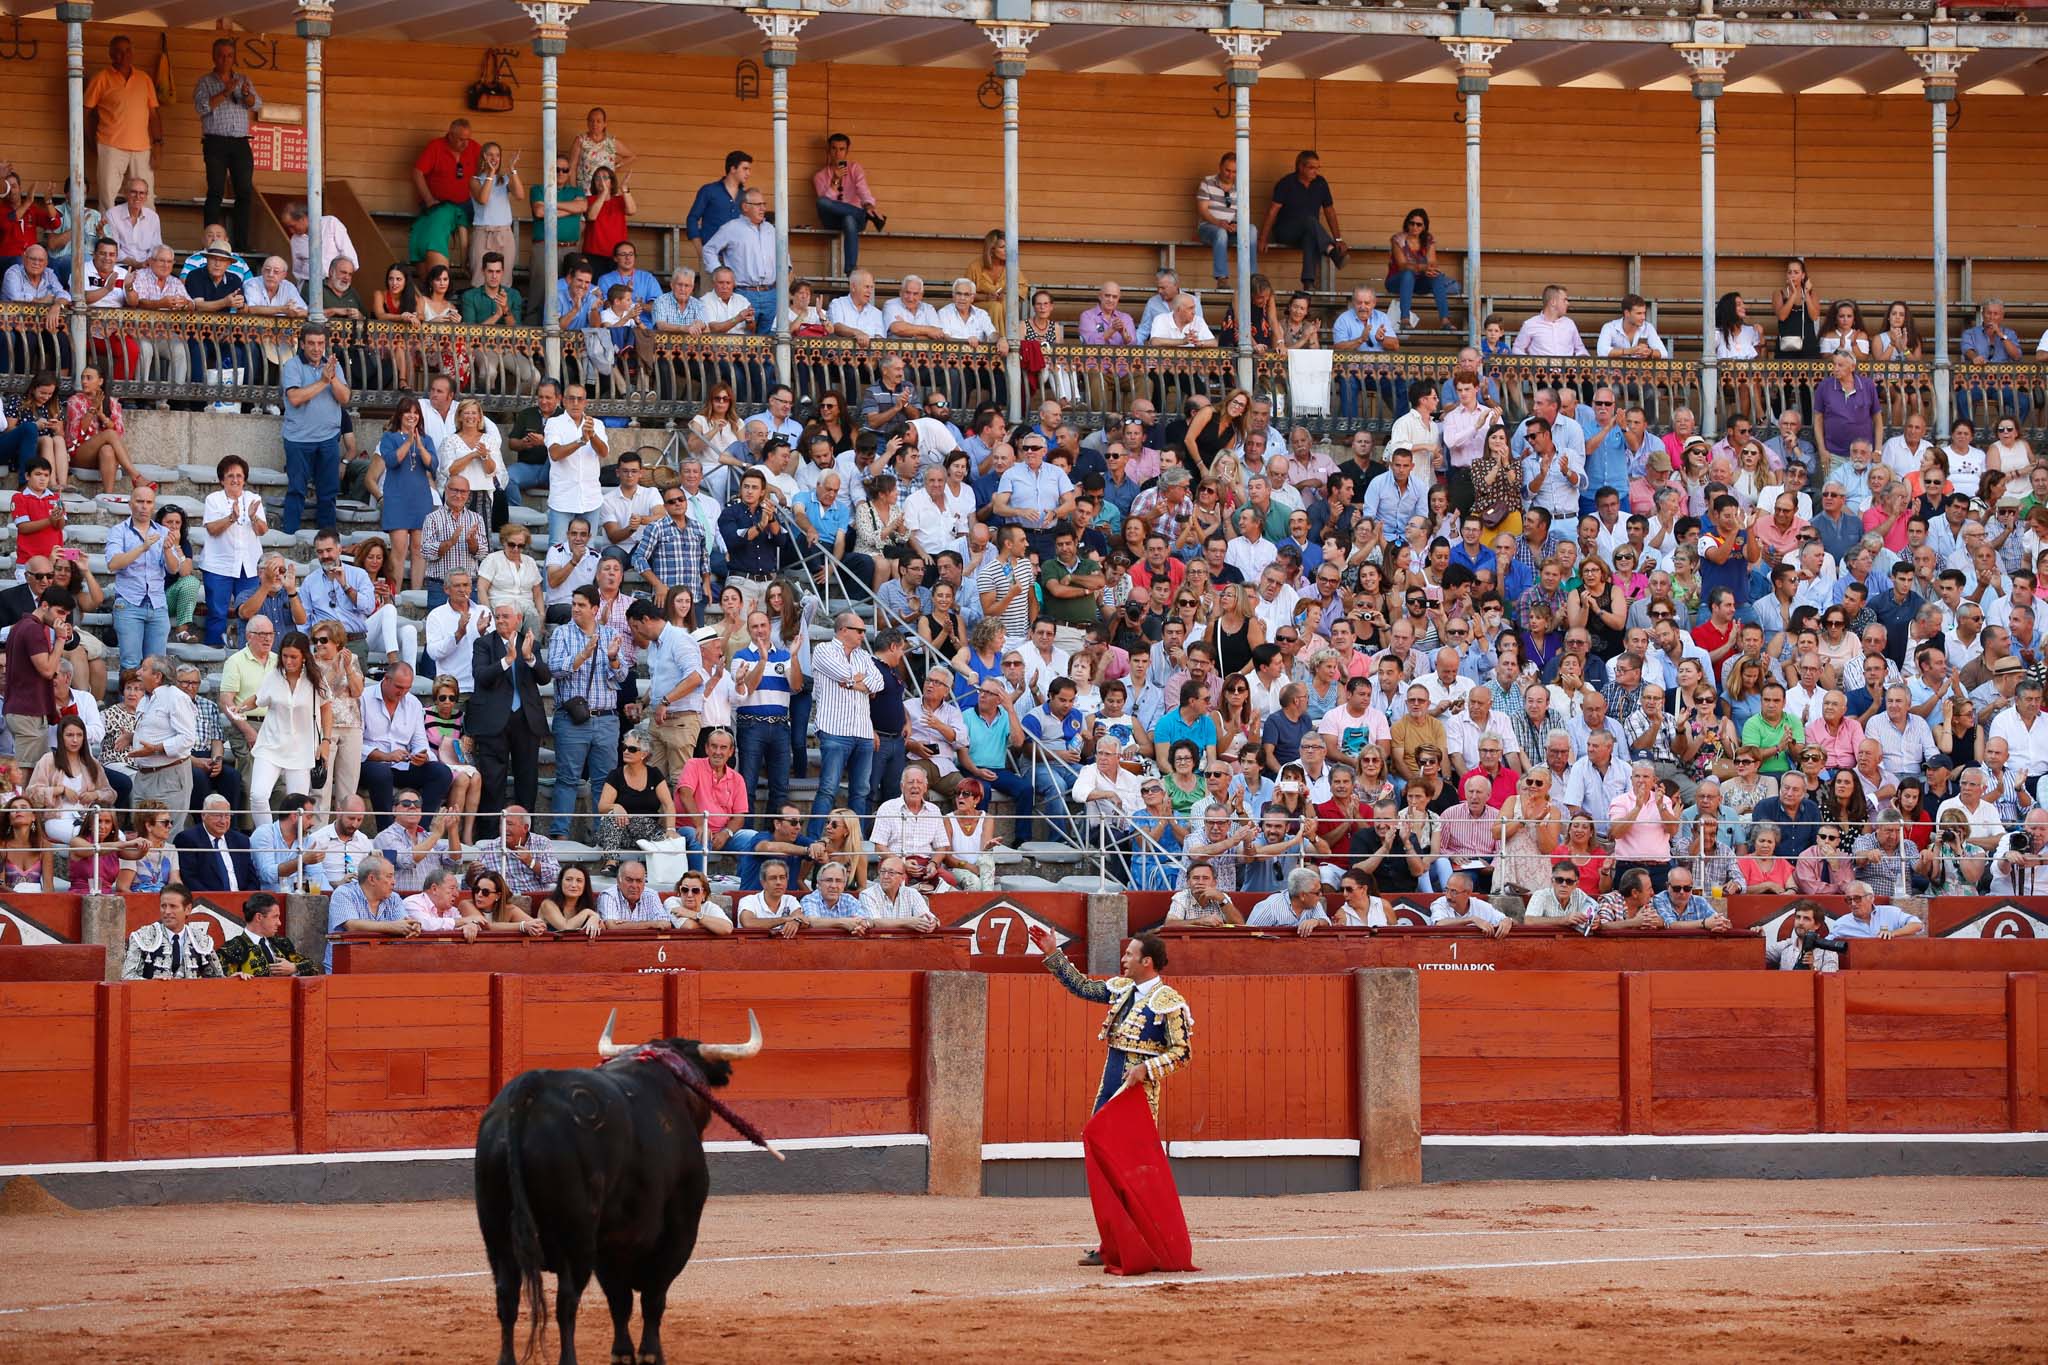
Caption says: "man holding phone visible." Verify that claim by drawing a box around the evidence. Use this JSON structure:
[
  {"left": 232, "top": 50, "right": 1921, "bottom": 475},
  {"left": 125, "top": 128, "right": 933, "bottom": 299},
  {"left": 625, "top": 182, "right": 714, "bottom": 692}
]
[{"left": 812, "top": 132, "right": 882, "bottom": 271}]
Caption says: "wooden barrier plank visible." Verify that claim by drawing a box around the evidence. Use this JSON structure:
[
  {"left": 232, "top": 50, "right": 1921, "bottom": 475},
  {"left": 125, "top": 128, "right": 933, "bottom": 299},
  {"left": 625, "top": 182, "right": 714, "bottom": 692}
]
[
  {"left": 293, "top": 977, "right": 327, "bottom": 1154},
  {"left": 1423, "top": 1058, "right": 1619, "bottom": 1103},
  {"left": 1845, "top": 1098, "right": 2009, "bottom": 1132},
  {"left": 1621, "top": 974, "right": 1653, "bottom": 1134},
  {"left": 1653, "top": 1007, "right": 1823, "bottom": 1039},
  {"left": 94, "top": 981, "right": 128, "bottom": 1161},
  {"left": 1422, "top": 1010, "right": 1620, "bottom": 1059},
  {"left": 1845, "top": 1068, "right": 2009, "bottom": 1099},
  {"left": 1646, "top": 975, "right": 1810, "bottom": 1009},
  {"left": 1420, "top": 972, "right": 1620, "bottom": 1011},
  {"left": 1816, "top": 973, "right": 1847, "bottom": 1132},
  {"left": 2015, "top": 974, "right": 2042, "bottom": 1133},
  {"left": 1422, "top": 1099, "right": 1623, "bottom": 1136},
  {"left": 490, "top": 974, "right": 525, "bottom": 1097},
  {"left": 1654, "top": 1037, "right": 1816, "bottom": 1076},
  {"left": 1651, "top": 1097, "right": 1818, "bottom": 1135}
]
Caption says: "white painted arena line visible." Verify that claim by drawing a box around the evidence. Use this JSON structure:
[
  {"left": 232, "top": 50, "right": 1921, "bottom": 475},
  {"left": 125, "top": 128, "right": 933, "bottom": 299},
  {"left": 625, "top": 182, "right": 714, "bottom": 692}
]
[{"left": 2, "top": 1218, "right": 2040, "bottom": 1317}]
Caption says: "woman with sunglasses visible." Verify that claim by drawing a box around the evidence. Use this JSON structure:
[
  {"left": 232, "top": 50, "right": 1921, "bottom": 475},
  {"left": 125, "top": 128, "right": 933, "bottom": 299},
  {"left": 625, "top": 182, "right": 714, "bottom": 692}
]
[
  {"left": 427, "top": 674, "right": 483, "bottom": 846},
  {"left": 595, "top": 730, "right": 678, "bottom": 870},
  {"left": 1675, "top": 684, "right": 1737, "bottom": 787},
  {"left": 539, "top": 864, "right": 603, "bottom": 938},
  {"left": 939, "top": 779, "right": 998, "bottom": 891},
  {"left": 1127, "top": 777, "right": 1187, "bottom": 892},
  {"left": 461, "top": 869, "right": 542, "bottom": 932},
  {"left": 811, "top": 809, "right": 871, "bottom": 893},
  {"left": 114, "top": 800, "right": 178, "bottom": 893},
  {"left": 665, "top": 871, "right": 736, "bottom": 935},
  {"left": 1720, "top": 747, "right": 1779, "bottom": 842},
  {"left": 310, "top": 623, "right": 364, "bottom": 816},
  {"left": 1494, "top": 767, "right": 1562, "bottom": 901},
  {"left": 1214, "top": 676, "right": 1260, "bottom": 762},
  {"left": 0, "top": 796, "right": 51, "bottom": 891}
]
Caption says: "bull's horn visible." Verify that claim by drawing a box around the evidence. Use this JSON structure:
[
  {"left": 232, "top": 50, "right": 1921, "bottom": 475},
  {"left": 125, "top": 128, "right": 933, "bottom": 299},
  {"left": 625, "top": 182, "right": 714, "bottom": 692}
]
[
  {"left": 698, "top": 1009, "right": 763, "bottom": 1062},
  {"left": 596, "top": 1008, "right": 639, "bottom": 1060}
]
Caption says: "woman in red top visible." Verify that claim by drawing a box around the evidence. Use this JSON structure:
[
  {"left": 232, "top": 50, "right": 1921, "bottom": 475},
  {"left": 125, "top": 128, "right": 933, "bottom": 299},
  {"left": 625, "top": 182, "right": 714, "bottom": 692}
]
[
  {"left": 580, "top": 167, "right": 636, "bottom": 262},
  {"left": 65, "top": 363, "right": 147, "bottom": 494}
]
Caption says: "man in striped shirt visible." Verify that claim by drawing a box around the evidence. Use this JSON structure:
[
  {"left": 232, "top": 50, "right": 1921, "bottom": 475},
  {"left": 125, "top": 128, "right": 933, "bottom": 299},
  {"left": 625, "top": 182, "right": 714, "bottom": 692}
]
[
  {"left": 732, "top": 607, "right": 801, "bottom": 818},
  {"left": 808, "top": 612, "right": 885, "bottom": 840},
  {"left": 544, "top": 586, "right": 631, "bottom": 840}
]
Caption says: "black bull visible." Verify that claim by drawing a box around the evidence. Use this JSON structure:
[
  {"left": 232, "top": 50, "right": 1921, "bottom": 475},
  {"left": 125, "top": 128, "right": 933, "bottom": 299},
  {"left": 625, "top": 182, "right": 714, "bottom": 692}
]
[{"left": 475, "top": 1009, "right": 778, "bottom": 1365}]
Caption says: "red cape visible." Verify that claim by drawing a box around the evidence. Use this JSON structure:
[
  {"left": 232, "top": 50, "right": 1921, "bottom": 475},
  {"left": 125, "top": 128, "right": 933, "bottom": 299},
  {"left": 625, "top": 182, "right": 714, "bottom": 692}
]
[{"left": 1080, "top": 1085, "right": 1198, "bottom": 1275}]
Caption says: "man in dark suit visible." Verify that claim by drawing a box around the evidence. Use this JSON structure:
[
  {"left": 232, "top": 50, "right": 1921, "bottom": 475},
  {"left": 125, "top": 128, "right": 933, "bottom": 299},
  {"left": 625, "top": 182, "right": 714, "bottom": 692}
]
[
  {"left": 173, "top": 794, "right": 261, "bottom": 894},
  {"left": 469, "top": 602, "right": 553, "bottom": 838}
]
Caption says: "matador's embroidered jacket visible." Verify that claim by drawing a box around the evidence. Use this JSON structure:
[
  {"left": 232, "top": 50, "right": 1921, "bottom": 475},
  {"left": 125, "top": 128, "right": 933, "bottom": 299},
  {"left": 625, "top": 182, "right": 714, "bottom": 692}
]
[
  {"left": 1044, "top": 950, "right": 1193, "bottom": 1119},
  {"left": 217, "top": 933, "right": 325, "bottom": 978}
]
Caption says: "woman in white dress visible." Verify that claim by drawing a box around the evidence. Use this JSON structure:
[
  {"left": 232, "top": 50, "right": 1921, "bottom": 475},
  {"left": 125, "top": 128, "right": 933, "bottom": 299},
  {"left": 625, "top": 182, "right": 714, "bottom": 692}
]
[
  {"left": 436, "top": 397, "right": 506, "bottom": 502},
  {"left": 477, "top": 522, "right": 545, "bottom": 636},
  {"left": 244, "top": 631, "right": 331, "bottom": 824}
]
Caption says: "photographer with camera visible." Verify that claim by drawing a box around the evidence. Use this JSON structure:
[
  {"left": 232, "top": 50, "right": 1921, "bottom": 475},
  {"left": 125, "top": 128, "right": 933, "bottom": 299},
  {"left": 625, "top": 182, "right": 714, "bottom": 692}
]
[
  {"left": 1768, "top": 900, "right": 1846, "bottom": 971},
  {"left": 1989, "top": 807, "right": 2048, "bottom": 898}
]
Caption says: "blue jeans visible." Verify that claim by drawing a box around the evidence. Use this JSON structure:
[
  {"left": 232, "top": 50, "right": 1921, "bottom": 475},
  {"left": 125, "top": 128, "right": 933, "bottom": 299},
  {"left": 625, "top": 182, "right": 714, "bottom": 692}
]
[
  {"left": 738, "top": 287, "right": 777, "bottom": 336},
  {"left": 1385, "top": 269, "right": 1457, "bottom": 323},
  {"left": 984, "top": 767, "right": 1037, "bottom": 845},
  {"left": 808, "top": 731, "right": 874, "bottom": 840},
  {"left": 111, "top": 598, "right": 169, "bottom": 674},
  {"left": 680, "top": 823, "right": 761, "bottom": 877},
  {"left": 815, "top": 198, "right": 868, "bottom": 270},
  {"left": 1030, "top": 757, "right": 1078, "bottom": 846},
  {"left": 425, "top": 578, "right": 448, "bottom": 614},
  {"left": 0, "top": 422, "right": 36, "bottom": 477},
  {"left": 548, "top": 709, "right": 619, "bottom": 838},
  {"left": 1196, "top": 221, "right": 1258, "bottom": 281},
  {"left": 506, "top": 461, "right": 551, "bottom": 500},
  {"left": 1336, "top": 375, "right": 1397, "bottom": 423},
  {"left": 736, "top": 716, "right": 792, "bottom": 821},
  {"left": 282, "top": 435, "right": 341, "bottom": 534},
  {"left": 202, "top": 570, "right": 257, "bottom": 649},
  {"left": 548, "top": 504, "right": 601, "bottom": 547},
  {"left": 867, "top": 732, "right": 906, "bottom": 813},
  {"left": 787, "top": 683, "right": 814, "bottom": 779}
]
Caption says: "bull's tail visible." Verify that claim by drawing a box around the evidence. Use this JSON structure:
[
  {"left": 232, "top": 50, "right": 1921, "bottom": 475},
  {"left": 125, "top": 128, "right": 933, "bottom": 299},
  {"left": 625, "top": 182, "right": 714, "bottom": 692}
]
[{"left": 504, "top": 1076, "right": 551, "bottom": 1365}]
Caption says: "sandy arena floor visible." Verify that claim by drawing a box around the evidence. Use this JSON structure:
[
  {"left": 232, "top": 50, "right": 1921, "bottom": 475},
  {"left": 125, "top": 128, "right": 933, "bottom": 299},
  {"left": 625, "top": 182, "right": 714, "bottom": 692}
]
[{"left": 1, "top": 1177, "right": 2045, "bottom": 1362}]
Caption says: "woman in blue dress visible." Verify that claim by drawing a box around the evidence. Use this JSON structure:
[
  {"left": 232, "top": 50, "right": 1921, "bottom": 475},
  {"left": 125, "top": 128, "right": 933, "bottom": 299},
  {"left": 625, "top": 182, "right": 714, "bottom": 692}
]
[
  {"left": 117, "top": 801, "right": 178, "bottom": 893},
  {"left": 1128, "top": 778, "right": 1188, "bottom": 892},
  {"left": 373, "top": 393, "right": 438, "bottom": 595}
]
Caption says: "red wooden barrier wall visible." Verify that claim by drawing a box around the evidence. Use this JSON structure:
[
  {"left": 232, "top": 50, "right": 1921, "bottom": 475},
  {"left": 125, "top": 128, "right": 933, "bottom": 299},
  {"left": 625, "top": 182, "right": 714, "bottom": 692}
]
[
  {"left": 982, "top": 973, "right": 1356, "bottom": 1146},
  {"left": 4, "top": 970, "right": 2043, "bottom": 1164},
  {"left": 0, "top": 971, "right": 921, "bottom": 1163}
]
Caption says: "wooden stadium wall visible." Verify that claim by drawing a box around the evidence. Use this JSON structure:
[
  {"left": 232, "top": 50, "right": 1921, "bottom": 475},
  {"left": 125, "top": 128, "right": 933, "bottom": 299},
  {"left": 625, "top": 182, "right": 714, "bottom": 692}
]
[
  {"left": 0, "top": 20, "right": 2043, "bottom": 304},
  {"left": 1, "top": 969, "right": 2040, "bottom": 1164},
  {"left": 0, "top": 970, "right": 920, "bottom": 1163}
]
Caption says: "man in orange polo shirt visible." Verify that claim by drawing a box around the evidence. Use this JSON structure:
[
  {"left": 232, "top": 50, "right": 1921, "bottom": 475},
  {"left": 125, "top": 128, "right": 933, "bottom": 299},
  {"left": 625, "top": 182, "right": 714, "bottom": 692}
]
[{"left": 85, "top": 34, "right": 162, "bottom": 214}]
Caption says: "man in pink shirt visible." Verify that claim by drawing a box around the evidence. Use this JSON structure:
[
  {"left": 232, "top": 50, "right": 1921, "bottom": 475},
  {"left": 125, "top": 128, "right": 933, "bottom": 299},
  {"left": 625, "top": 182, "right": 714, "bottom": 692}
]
[
  {"left": 402, "top": 866, "right": 483, "bottom": 940},
  {"left": 1511, "top": 284, "right": 1589, "bottom": 358},
  {"left": 1608, "top": 760, "right": 1681, "bottom": 890},
  {"left": 677, "top": 727, "right": 761, "bottom": 874},
  {"left": 1078, "top": 282, "right": 1138, "bottom": 347},
  {"left": 813, "top": 132, "right": 882, "bottom": 271}
]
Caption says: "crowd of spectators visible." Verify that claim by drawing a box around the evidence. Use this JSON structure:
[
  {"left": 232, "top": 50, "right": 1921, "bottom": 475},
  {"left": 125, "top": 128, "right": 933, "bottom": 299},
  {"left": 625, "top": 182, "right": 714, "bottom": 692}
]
[{"left": 9, "top": 76, "right": 2048, "bottom": 970}]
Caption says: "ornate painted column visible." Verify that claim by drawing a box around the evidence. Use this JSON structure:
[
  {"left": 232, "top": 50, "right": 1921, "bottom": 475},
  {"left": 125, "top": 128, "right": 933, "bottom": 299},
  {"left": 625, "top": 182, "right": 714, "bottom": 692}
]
[
  {"left": 1439, "top": 21, "right": 1508, "bottom": 349},
  {"left": 977, "top": 19, "right": 1046, "bottom": 420},
  {"left": 297, "top": 0, "right": 334, "bottom": 320},
  {"left": 1911, "top": 34, "right": 1972, "bottom": 439},
  {"left": 749, "top": 7, "right": 815, "bottom": 386},
  {"left": 1673, "top": 34, "right": 1741, "bottom": 435},
  {"left": 1211, "top": 28, "right": 1277, "bottom": 394},
  {"left": 521, "top": 0, "right": 587, "bottom": 379}
]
